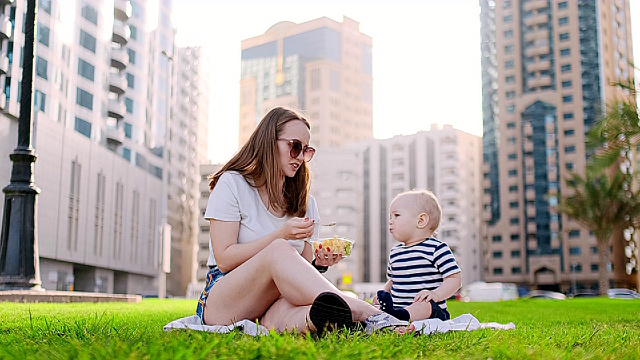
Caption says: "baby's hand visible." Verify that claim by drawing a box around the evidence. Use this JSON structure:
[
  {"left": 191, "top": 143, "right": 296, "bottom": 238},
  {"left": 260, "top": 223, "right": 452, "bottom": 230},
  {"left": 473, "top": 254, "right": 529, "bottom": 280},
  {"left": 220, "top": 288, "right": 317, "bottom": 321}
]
[{"left": 414, "top": 289, "right": 440, "bottom": 303}]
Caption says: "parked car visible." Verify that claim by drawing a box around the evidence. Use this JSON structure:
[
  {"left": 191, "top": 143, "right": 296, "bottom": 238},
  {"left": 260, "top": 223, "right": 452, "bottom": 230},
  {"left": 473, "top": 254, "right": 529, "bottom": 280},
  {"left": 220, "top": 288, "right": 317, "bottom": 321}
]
[
  {"left": 568, "top": 290, "right": 599, "bottom": 298},
  {"left": 525, "top": 290, "right": 566, "bottom": 300},
  {"left": 607, "top": 288, "right": 640, "bottom": 299}
]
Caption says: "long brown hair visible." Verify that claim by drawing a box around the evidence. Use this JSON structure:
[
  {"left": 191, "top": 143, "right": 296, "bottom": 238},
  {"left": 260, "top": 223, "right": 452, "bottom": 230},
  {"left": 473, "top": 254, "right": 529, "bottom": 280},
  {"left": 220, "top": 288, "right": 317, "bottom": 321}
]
[{"left": 209, "top": 107, "right": 311, "bottom": 217}]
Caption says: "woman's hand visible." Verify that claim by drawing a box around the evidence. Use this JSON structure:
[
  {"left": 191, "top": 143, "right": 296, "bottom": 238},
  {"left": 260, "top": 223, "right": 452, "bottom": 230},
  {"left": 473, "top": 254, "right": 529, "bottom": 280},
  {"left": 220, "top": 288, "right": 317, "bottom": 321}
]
[
  {"left": 279, "top": 217, "right": 315, "bottom": 240},
  {"left": 314, "top": 247, "right": 343, "bottom": 267}
]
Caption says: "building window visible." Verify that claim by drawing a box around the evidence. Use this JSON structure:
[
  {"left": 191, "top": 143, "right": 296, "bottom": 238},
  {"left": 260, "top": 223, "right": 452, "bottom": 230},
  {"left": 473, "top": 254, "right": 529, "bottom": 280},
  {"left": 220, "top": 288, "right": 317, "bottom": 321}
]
[
  {"left": 39, "top": 0, "right": 52, "bottom": 14},
  {"left": 37, "top": 23, "right": 50, "bottom": 46},
  {"left": 124, "top": 122, "right": 132, "bottom": 139},
  {"left": 560, "top": 48, "right": 571, "bottom": 57},
  {"left": 510, "top": 217, "right": 519, "bottom": 225},
  {"left": 505, "top": 45, "right": 514, "bottom": 53},
  {"left": 562, "top": 80, "right": 572, "bottom": 88},
  {"left": 510, "top": 233, "right": 520, "bottom": 241},
  {"left": 506, "top": 75, "right": 515, "bottom": 84},
  {"left": 122, "top": 147, "right": 131, "bottom": 161},
  {"left": 504, "top": 15, "right": 512, "bottom": 23},
  {"left": 492, "top": 235, "right": 502, "bottom": 243},
  {"left": 559, "top": 17, "right": 569, "bottom": 26},
  {"left": 565, "top": 145, "right": 575, "bottom": 154},
  {"left": 34, "top": 90, "right": 46, "bottom": 112},
  {"left": 508, "top": 153, "right": 517, "bottom": 161},
  {"left": 36, "top": 56, "right": 48, "bottom": 79},
  {"left": 507, "top": 122, "right": 516, "bottom": 129},
  {"left": 67, "top": 159, "right": 81, "bottom": 251},
  {"left": 506, "top": 91, "right": 515, "bottom": 99},
  {"left": 78, "top": 58, "right": 95, "bottom": 81},
  {"left": 569, "top": 246, "right": 581, "bottom": 255},
  {"left": 81, "top": 2, "right": 98, "bottom": 25},
  {"left": 506, "top": 105, "right": 515, "bottom": 113},
  {"left": 76, "top": 88, "right": 93, "bottom": 110},
  {"left": 493, "top": 267, "right": 503, "bottom": 275},
  {"left": 559, "top": 33, "right": 570, "bottom": 41},
  {"left": 509, "top": 201, "right": 518, "bottom": 209},
  {"left": 563, "top": 112, "right": 574, "bottom": 120},
  {"left": 558, "top": 1, "right": 568, "bottom": 9},
  {"left": 508, "top": 169, "right": 517, "bottom": 177},
  {"left": 563, "top": 95, "right": 573, "bottom": 103},
  {"left": 493, "top": 251, "right": 503, "bottom": 259},
  {"left": 566, "top": 162, "right": 574, "bottom": 170},
  {"left": 509, "top": 185, "right": 518, "bottom": 193},
  {"left": 126, "top": 73, "right": 135, "bottom": 88},
  {"left": 569, "top": 230, "right": 580, "bottom": 238},
  {"left": 74, "top": 117, "right": 92, "bottom": 138},
  {"left": 310, "top": 68, "right": 321, "bottom": 91},
  {"left": 129, "top": 25, "right": 137, "bottom": 40},
  {"left": 79, "top": 30, "right": 96, "bottom": 53},
  {"left": 127, "top": 48, "right": 136, "bottom": 64},
  {"left": 505, "top": 60, "right": 514, "bottom": 69},
  {"left": 591, "top": 264, "right": 598, "bottom": 272},
  {"left": 512, "top": 267, "right": 522, "bottom": 274},
  {"left": 504, "top": 30, "right": 514, "bottom": 38},
  {"left": 564, "top": 129, "right": 575, "bottom": 136},
  {"left": 125, "top": 97, "right": 134, "bottom": 113},
  {"left": 561, "top": 64, "right": 571, "bottom": 73},
  {"left": 511, "top": 250, "right": 521, "bottom": 258}
]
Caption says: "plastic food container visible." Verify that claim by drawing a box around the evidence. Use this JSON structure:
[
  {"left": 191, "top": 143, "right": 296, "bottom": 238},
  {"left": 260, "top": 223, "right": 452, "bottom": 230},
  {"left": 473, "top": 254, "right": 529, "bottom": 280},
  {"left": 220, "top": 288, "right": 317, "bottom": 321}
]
[{"left": 310, "top": 236, "right": 354, "bottom": 257}]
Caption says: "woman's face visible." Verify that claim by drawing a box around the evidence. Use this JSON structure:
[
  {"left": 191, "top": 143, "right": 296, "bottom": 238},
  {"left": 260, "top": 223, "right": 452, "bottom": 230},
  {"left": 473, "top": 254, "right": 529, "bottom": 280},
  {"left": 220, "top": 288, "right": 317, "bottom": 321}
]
[{"left": 277, "top": 120, "right": 311, "bottom": 178}]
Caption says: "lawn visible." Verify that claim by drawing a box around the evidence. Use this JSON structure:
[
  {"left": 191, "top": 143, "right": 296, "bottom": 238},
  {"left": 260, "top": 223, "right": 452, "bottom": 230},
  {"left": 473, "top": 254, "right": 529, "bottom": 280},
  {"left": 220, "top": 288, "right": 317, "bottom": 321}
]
[{"left": 1, "top": 297, "right": 639, "bottom": 359}]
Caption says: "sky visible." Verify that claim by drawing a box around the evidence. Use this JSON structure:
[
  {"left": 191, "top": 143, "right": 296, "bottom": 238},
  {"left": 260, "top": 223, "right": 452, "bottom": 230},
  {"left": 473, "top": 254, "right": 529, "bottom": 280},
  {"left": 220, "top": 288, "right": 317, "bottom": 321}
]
[{"left": 172, "top": 0, "right": 640, "bottom": 164}]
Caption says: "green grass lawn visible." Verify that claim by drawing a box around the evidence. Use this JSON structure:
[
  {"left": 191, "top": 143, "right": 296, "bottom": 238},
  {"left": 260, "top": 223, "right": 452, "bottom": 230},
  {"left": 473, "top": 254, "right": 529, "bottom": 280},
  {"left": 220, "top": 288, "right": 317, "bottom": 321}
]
[{"left": 1, "top": 297, "right": 639, "bottom": 359}]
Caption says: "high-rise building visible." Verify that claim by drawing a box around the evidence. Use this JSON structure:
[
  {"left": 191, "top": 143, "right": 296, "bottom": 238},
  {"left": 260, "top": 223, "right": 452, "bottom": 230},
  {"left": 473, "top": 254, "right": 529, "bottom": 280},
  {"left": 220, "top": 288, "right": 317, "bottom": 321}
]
[
  {"left": 0, "top": 0, "right": 207, "bottom": 296},
  {"left": 358, "top": 125, "right": 483, "bottom": 287},
  {"left": 165, "top": 46, "right": 210, "bottom": 297},
  {"left": 238, "top": 16, "right": 373, "bottom": 150},
  {"left": 480, "top": 0, "right": 635, "bottom": 292}
]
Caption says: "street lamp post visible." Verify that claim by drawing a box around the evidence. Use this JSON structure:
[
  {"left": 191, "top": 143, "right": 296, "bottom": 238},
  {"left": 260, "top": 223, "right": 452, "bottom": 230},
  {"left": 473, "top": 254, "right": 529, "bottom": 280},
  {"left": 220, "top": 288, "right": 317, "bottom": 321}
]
[{"left": 0, "top": 0, "right": 41, "bottom": 291}]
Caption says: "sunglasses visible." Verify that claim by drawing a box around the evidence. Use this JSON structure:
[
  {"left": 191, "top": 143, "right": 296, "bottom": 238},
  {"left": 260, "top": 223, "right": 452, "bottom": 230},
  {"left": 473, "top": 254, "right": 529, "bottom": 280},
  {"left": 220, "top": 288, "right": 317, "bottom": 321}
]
[{"left": 278, "top": 138, "right": 316, "bottom": 162}]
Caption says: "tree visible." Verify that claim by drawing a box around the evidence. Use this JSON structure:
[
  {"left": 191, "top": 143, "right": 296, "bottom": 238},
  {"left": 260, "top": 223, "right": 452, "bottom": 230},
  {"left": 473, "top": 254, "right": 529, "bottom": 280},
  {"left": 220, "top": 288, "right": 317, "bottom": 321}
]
[
  {"left": 560, "top": 171, "right": 640, "bottom": 294},
  {"left": 559, "top": 78, "right": 640, "bottom": 294}
]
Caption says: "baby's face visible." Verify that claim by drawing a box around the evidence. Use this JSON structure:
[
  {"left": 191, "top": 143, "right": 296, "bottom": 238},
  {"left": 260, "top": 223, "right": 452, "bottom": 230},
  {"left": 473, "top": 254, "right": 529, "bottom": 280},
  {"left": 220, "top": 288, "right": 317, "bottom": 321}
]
[{"left": 388, "top": 195, "right": 420, "bottom": 243}]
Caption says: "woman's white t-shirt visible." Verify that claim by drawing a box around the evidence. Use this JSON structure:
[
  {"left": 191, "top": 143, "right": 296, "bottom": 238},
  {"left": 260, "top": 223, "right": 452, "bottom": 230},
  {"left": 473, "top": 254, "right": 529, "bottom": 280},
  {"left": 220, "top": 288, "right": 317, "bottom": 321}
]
[{"left": 204, "top": 171, "right": 320, "bottom": 267}]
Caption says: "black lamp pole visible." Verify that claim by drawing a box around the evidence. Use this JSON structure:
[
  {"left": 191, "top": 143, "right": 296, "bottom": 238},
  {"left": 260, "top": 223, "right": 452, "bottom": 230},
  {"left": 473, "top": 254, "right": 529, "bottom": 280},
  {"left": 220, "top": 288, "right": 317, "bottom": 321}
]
[{"left": 0, "top": 0, "right": 41, "bottom": 290}]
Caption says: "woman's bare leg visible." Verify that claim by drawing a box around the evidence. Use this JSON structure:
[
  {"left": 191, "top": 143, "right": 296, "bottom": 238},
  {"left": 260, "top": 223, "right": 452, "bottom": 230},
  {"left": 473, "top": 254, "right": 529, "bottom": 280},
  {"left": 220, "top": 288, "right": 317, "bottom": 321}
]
[
  {"left": 260, "top": 298, "right": 312, "bottom": 333},
  {"left": 204, "top": 238, "right": 381, "bottom": 329}
]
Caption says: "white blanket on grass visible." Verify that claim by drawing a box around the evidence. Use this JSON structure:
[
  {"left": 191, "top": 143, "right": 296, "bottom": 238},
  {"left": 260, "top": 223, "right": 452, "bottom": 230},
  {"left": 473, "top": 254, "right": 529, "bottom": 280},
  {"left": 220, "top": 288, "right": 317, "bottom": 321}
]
[{"left": 163, "top": 313, "right": 515, "bottom": 336}]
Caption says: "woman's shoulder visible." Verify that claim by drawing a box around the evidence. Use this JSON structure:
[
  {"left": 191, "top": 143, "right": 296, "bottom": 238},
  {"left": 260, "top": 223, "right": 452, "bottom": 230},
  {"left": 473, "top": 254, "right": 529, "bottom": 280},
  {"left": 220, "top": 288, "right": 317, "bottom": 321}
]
[{"left": 218, "top": 171, "right": 248, "bottom": 184}]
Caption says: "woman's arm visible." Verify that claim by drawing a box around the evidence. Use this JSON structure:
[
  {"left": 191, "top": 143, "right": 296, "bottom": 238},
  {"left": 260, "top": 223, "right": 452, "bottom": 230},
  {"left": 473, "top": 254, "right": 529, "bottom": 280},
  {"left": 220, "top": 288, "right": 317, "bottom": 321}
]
[{"left": 211, "top": 217, "right": 315, "bottom": 273}]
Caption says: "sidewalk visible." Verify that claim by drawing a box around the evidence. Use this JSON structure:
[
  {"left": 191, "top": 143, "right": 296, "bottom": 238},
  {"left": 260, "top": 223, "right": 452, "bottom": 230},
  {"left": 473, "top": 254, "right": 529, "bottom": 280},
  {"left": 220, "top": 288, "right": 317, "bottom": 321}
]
[{"left": 0, "top": 289, "right": 141, "bottom": 303}]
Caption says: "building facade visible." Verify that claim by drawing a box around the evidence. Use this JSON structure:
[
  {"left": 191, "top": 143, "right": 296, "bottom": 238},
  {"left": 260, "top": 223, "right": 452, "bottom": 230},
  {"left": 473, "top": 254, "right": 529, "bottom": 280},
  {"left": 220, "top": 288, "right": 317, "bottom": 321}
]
[
  {"left": 238, "top": 16, "right": 373, "bottom": 150},
  {"left": 358, "top": 125, "right": 483, "bottom": 288},
  {"left": 0, "top": 0, "right": 207, "bottom": 296},
  {"left": 480, "top": 0, "right": 636, "bottom": 292}
]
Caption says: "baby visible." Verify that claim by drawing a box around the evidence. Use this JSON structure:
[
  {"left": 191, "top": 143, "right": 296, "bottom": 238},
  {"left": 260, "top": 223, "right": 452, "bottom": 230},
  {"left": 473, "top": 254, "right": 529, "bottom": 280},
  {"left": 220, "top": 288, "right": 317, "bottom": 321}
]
[{"left": 374, "top": 190, "right": 462, "bottom": 322}]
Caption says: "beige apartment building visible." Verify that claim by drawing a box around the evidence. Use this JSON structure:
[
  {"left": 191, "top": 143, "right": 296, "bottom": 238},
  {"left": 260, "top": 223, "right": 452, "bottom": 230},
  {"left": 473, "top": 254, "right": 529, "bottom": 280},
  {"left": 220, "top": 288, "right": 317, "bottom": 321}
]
[
  {"left": 238, "top": 16, "right": 373, "bottom": 150},
  {"left": 480, "top": 0, "right": 637, "bottom": 292}
]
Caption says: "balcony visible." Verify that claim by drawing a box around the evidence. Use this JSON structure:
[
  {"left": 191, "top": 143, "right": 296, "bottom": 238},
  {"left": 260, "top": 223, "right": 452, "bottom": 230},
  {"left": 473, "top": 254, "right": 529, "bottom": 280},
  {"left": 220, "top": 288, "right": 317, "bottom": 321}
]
[
  {"left": 112, "top": 22, "right": 130, "bottom": 45},
  {"left": 0, "top": 0, "right": 14, "bottom": 6},
  {"left": 527, "top": 59, "right": 551, "bottom": 72},
  {"left": 524, "top": 29, "right": 549, "bottom": 43},
  {"left": 524, "top": 13, "right": 548, "bottom": 27},
  {"left": 0, "top": 51, "right": 8, "bottom": 75},
  {"left": 0, "top": 93, "right": 6, "bottom": 110},
  {"left": 114, "top": 0, "right": 132, "bottom": 22},
  {"left": 106, "top": 124, "right": 125, "bottom": 146},
  {"left": 109, "top": 72, "right": 127, "bottom": 95},
  {"left": 0, "top": 14, "right": 12, "bottom": 40},
  {"left": 108, "top": 99, "right": 126, "bottom": 120},
  {"left": 110, "top": 47, "right": 128, "bottom": 70},
  {"left": 525, "top": 45, "right": 551, "bottom": 58},
  {"left": 524, "top": 0, "right": 548, "bottom": 12},
  {"left": 528, "top": 75, "right": 552, "bottom": 88}
]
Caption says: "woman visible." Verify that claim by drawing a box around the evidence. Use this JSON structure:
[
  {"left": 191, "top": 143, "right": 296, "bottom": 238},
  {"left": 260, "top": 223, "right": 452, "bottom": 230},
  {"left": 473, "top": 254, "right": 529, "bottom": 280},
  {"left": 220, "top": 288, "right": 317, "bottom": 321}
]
[{"left": 196, "top": 107, "right": 407, "bottom": 334}]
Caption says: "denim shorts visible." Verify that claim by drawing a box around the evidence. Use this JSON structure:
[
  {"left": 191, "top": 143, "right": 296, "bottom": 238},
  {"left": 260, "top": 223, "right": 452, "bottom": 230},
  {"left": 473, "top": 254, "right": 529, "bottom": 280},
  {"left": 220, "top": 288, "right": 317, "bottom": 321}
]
[{"left": 195, "top": 266, "right": 226, "bottom": 324}]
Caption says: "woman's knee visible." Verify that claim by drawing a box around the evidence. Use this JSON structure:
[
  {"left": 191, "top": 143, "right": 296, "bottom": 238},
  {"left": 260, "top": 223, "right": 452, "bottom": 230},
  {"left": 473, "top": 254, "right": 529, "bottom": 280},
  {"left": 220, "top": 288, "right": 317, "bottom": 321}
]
[{"left": 264, "top": 238, "right": 298, "bottom": 257}]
